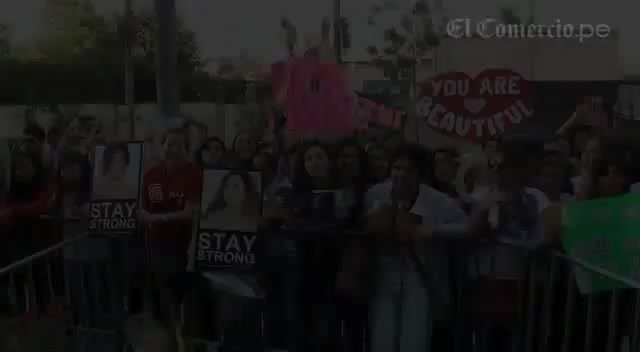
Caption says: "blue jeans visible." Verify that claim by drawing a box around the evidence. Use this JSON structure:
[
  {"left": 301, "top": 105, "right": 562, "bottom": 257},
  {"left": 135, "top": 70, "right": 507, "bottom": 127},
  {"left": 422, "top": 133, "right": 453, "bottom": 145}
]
[{"left": 370, "top": 257, "right": 432, "bottom": 352}]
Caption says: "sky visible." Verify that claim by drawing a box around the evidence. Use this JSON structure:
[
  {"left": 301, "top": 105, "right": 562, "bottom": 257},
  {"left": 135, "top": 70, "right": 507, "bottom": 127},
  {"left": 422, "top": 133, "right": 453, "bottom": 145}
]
[{"left": 0, "top": 0, "right": 638, "bottom": 73}]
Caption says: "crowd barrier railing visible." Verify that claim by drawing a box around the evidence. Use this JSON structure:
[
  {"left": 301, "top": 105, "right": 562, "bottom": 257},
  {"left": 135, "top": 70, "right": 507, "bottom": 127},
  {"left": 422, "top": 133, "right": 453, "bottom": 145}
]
[{"left": 1, "top": 223, "right": 640, "bottom": 352}]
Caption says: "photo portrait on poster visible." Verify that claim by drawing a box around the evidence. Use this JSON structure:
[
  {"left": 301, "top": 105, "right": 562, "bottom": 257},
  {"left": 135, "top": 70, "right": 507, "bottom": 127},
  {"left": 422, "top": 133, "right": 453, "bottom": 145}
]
[
  {"left": 196, "top": 168, "right": 262, "bottom": 269},
  {"left": 89, "top": 141, "right": 143, "bottom": 233}
]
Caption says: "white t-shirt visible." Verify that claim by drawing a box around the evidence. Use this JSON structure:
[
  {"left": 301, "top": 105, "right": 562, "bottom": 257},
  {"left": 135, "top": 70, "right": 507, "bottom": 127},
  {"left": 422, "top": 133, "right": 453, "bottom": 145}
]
[
  {"left": 631, "top": 183, "right": 640, "bottom": 192},
  {"left": 469, "top": 187, "right": 550, "bottom": 280},
  {"left": 365, "top": 182, "right": 469, "bottom": 299}
]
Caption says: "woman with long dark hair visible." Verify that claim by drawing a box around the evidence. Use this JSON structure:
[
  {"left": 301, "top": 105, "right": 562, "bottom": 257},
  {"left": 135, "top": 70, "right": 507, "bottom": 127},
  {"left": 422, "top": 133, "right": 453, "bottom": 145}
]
[
  {"left": 0, "top": 151, "right": 57, "bottom": 313},
  {"left": 572, "top": 135, "right": 606, "bottom": 198},
  {"left": 195, "top": 137, "right": 226, "bottom": 168},
  {"left": 366, "top": 143, "right": 390, "bottom": 185},
  {"left": 334, "top": 139, "right": 367, "bottom": 221},
  {"left": 0, "top": 151, "right": 54, "bottom": 224},
  {"left": 58, "top": 151, "right": 91, "bottom": 218},
  {"left": 430, "top": 148, "right": 460, "bottom": 198},
  {"left": 229, "top": 131, "right": 258, "bottom": 169},
  {"left": 290, "top": 141, "right": 343, "bottom": 351},
  {"left": 333, "top": 139, "right": 371, "bottom": 352}
]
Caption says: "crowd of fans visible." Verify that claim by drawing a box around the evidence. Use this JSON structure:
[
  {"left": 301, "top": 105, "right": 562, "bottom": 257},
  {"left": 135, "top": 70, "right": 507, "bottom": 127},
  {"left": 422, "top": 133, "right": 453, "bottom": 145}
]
[{"left": 0, "top": 114, "right": 639, "bottom": 352}]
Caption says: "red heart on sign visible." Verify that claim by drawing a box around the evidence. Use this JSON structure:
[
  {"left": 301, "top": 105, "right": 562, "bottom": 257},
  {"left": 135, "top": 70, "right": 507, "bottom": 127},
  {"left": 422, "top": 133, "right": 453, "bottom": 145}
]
[
  {"left": 418, "top": 68, "right": 533, "bottom": 142},
  {"left": 422, "top": 69, "right": 529, "bottom": 116}
]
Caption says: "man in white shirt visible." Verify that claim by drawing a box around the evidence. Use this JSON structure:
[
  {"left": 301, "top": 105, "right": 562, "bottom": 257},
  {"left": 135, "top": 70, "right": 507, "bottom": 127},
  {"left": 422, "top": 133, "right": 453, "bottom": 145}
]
[
  {"left": 365, "top": 145, "right": 468, "bottom": 352},
  {"left": 467, "top": 143, "right": 550, "bottom": 352}
]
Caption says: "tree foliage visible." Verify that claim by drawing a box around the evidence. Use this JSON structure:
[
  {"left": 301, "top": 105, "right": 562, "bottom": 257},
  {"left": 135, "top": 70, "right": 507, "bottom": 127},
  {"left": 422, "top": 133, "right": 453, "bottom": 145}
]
[
  {"left": 499, "top": 7, "right": 522, "bottom": 25},
  {"left": 35, "top": 0, "right": 110, "bottom": 62},
  {"left": 33, "top": 0, "right": 202, "bottom": 75},
  {"left": 498, "top": 6, "right": 534, "bottom": 27},
  {"left": 280, "top": 17, "right": 298, "bottom": 57},
  {"left": 131, "top": 12, "right": 202, "bottom": 74},
  {"left": 366, "top": 0, "right": 441, "bottom": 80},
  {"left": 0, "top": 23, "right": 10, "bottom": 57}
]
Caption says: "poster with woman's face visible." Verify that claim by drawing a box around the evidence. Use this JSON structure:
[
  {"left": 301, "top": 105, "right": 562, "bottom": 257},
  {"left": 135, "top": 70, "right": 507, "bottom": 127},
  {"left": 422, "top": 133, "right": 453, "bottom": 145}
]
[
  {"left": 199, "top": 169, "right": 262, "bottom": 232},
  {"left": 195, "top": 168, "right": 262, "bottom": 270},
  {"left": 88, "top": 141, "right": 143, "bottom": 234}
]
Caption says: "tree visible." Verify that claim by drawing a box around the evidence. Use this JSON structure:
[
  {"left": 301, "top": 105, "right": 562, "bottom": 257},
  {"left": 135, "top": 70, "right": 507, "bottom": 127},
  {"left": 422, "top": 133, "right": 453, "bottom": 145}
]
[
  {"left": 131, "top": 12, "right": 203, "bottom": 75},
  {"left": 0, "top": 24, "right": 10, "bottom": 57},
  {"left": 34, "top": 0, "right": 110, "bottom": 62},
  {"left": 498, "top": 6, "right": 534, "bottom": 27},
  {"left": 280, "top": 17, "right": 298, "bottom": 57},
  {"left": 499, "top": 7, "right": 521, "bottom": 25},
  {"left": 366, "top": 0, "right": 441, "bottom": 80},
  {"left": 34, "top": 0, "right": 202, "bottom": 74}
]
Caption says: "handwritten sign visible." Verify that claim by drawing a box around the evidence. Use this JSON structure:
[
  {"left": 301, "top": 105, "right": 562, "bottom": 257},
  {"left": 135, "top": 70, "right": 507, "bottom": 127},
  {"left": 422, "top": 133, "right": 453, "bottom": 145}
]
[
  {"left": 354, "top": 96, "right": 404, "bottom": 129},
  {"left": 416, "top": 69, "right": 533, "bottom": 142},
  {"left": 271, "top": 57, "right": 355, "bottom": 136},
  {"left": 562, "top": 193, "right": 640, "bottom": 294}
]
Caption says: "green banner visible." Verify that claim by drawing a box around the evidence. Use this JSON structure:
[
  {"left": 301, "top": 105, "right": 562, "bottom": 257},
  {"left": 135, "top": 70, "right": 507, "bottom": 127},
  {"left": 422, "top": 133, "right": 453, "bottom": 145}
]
[{"left": 561, "top": 193, "right": 640, "bottom": 294}]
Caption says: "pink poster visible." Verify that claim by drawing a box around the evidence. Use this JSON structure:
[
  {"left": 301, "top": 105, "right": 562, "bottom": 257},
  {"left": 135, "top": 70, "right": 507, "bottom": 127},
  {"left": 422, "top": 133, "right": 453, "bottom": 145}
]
[{"left": 271, "top": 57, "right": 356, "bottom": 136}]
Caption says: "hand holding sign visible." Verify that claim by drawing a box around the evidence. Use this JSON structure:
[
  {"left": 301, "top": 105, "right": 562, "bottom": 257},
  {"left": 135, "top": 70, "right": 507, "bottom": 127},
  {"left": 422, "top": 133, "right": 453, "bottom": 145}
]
[
  {"left": 137, "top": 209, "right": 159, "bottom": 223},
  {"left": 366, "top": 206, "right": 395, "bottom": 235},
  {"left": 395, "top": 210, "right": 424, "bottom": 240}
]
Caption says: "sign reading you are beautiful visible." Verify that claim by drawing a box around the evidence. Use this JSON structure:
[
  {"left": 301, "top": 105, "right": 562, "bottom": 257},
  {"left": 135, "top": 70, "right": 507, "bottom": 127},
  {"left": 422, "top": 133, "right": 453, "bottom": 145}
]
[
  {"left": 416, "top": 69, "right": 533, "bottom": 142},
  {"left": 89, "top": 141, "right": 144, "bottom": 233},
  {"left": 562, "top": 193, "right": 640, "bottom": 294},
  {"left": 195, "top": 169, "right": 262, "bottom": 269}
]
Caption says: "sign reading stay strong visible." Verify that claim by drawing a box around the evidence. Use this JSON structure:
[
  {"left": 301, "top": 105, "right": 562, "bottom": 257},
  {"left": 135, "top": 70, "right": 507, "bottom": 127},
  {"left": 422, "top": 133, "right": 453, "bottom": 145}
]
[
  {"left": 562, "top": 193, "right": 640, "bottom": 294},
  {"left": 416, "top": 68, "right": 533, "bottom": 142}
]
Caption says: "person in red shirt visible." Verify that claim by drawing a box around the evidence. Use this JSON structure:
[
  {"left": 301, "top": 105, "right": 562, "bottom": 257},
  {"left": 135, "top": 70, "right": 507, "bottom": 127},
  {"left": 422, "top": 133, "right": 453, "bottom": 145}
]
[
  {"left": 137, "top": 127, "right": 202, "bottom": 345},
  {"left": 0, "top": 151, "right": 57, "bottom": 314},
  {"left": 0, "top": 151, "right": 56, "bottom": 229}
]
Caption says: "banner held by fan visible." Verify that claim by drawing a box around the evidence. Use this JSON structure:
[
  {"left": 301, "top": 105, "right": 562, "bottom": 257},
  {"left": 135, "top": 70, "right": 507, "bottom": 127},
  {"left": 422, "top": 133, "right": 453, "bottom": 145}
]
[
  {"left": 271, "top": 57, "right": 404, "bottom": 136},
  {"left": 416, "top": 69, "right": 533, "bottom": 143},
  {"left": 271, "top": 57, "right": 354, "bottom": 136}
]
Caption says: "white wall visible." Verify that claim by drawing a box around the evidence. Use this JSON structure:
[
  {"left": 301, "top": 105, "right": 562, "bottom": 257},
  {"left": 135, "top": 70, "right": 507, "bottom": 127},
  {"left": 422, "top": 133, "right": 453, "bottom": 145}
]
[{"left": 433, "top": 36, "right": 621, "bottom": 80}]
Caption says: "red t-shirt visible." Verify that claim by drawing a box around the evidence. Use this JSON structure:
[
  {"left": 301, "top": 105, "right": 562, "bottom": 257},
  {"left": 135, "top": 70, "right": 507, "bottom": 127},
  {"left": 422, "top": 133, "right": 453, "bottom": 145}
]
[
  {"left": 141, "top": 161, "right": 202, "bottom": 239},
  {"left": 1, "top": 178, "right": 57, "bottom": 222}
]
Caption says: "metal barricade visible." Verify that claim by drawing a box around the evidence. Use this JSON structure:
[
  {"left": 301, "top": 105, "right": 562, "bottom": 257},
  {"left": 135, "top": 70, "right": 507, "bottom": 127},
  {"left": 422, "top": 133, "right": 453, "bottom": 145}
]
[
  {"left": 0, "top": 231, "right": 88, "bottom": 351},
  {"left": 2, "top": 227, "right": 639, "bottom": 352},
  {"left": 0, "top": 216, "right": 133, "bottom": 352}
]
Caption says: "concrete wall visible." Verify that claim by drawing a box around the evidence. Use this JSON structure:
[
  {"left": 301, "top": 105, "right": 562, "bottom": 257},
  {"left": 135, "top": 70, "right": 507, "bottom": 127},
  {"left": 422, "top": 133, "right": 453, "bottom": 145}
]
[{"left": 433, "top": 36, "right": 621, "bottom": 80}]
